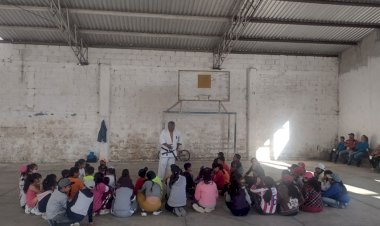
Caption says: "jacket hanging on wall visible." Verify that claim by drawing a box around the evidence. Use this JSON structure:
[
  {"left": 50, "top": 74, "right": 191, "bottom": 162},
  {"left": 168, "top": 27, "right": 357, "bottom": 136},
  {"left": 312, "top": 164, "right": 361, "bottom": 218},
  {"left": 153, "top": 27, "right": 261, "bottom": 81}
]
[{"left": 97, "top": 120, "right": 107, "bottom": 143}]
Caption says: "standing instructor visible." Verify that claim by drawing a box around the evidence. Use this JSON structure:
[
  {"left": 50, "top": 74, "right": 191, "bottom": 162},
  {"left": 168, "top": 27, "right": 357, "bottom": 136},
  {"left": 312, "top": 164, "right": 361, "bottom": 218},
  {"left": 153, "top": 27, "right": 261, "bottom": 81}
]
[{"left": 158, "top": 121, "right": 182, "bottom": 180}]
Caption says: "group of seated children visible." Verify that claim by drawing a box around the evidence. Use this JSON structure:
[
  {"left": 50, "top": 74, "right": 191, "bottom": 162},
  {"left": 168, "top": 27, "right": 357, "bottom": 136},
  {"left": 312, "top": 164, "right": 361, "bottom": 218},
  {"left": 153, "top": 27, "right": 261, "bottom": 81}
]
[
  {"left": 18, "top": 154, "right": 351, "bottom": 225},
  {"left": 330, "top": 133, "right": 373, "bottom": 168}
]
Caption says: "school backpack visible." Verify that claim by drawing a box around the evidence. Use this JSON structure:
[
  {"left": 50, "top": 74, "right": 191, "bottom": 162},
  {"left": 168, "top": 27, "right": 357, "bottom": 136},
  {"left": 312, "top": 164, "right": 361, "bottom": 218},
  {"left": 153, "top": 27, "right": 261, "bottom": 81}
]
[{"left": 87, "top": 151, "right": 98, "bottom": 163}]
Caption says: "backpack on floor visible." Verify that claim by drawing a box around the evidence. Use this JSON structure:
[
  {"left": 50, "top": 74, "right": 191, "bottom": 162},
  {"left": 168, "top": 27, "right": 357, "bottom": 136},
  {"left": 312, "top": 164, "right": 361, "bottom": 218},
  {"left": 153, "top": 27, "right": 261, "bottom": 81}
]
[{"left": 87, "top": 151, "right": 98, "bottom": 163}]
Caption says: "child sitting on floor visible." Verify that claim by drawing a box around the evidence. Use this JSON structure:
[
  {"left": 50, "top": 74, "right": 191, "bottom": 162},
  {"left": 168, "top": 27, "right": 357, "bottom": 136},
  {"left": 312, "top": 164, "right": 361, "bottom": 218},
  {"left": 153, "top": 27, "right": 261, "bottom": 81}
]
[
  {"left": 75, "top": 159, "right": 86, "bottom": 179},
  {"left": 24, "top": 173, "right": 42, "bottom": 215},
  {"left": 192, "top": 167, "right": 218, "bottom": 213},
  {"left": 277, "top": 170, "right": 304, "bottom": 216},
  {"left": 134, "top": 167, "right": 148, "bottom": 195},
  {"left": 38, "top": 174, "right": 57, "bottom": 218},
  {"left": 300, "top": 172, "right": 323, "bottom": 213},
  {"left": 93, "top": 172, "right": 113, "bottom": 215},
  {"left": 251, "top": 176, "right": 277, "bottom": 215},
  {"left": 68, "top": 167, "right": 85, "bottom": 201},
  {"left": 112, "top": 169, "right": 137, "bottom": 218},
  {"left": 105, "top": 167, "right": 116, "bottom": 189},
  {"left": 321, "top": 170, "right": 333, "bottom": 191},
  {"left": 165, "top": 164, "right": 187, "bottom": 217},
  {"left": 83, "top": 166, "right": 95, "bottom": 183},
  {"left": 137, "top": 171, "right": 162, "bottom": 216},
  {"left": 225, "top": 173, "right": 251, "bottom": 216},
  {"left": 182, "top": 163, "right": 195, "bottom": 196},
  {"left": 231, "top": 154, "right": 244, "bottom": 175},
  {"left": 322, "top": 173, "right": 350, "bottom": 208},
  {"left": 19, "top": 164, "right": 28, "bottom": 209}
]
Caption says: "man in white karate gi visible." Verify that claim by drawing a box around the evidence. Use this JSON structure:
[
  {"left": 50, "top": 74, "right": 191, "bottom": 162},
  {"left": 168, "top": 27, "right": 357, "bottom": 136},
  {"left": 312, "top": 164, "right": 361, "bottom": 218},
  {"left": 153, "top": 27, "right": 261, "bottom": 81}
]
[{"left": 158, "top": 121, "right": 182, "bottom": 180}]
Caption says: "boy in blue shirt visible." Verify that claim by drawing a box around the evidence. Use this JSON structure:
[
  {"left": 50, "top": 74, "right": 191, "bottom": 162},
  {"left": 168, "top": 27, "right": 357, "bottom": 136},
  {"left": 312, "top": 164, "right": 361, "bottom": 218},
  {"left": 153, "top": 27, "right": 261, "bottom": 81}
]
[{"left": 331, "top": 136, "right": 346, "bottom": 163}]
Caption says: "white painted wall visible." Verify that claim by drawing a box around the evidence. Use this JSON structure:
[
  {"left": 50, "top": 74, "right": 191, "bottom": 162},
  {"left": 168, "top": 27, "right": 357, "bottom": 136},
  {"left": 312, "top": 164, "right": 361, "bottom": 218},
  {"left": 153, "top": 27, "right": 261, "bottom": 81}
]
[
  {"left": 0, "top": 43, "right": 339, "bottom": 162},
  {"left": 339, "top": 31, "right": 380, "bottom": 148}
]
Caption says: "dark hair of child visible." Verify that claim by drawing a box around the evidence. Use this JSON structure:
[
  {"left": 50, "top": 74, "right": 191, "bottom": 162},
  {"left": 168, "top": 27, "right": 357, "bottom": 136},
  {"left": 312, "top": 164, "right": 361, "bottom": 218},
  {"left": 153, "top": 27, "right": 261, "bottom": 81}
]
[
  {"left": 262, "top": 176, "right": 276, "bottom": 203},
  {"left": 103, "top": 177, "right": 110, "bottom": 186},
  {"left": 85, "top": 166, "right": 95, "bottom": 175},
  {"left": 118, "top": 169, "right": 134, "bottom": 189},
  {"left": 218, "top": 156, "right": 225, "bottom": 162},
  {"left": 324, "top": 170, "right": 333, "bottom": 176},
  {"left": 306, "top": 177, "right": 321, "bottom": 192},
  {"left": 169, "top": 164, "right": 182, "bottom": 188},
  {"left": 94, "top": 172, "right": 105, "bottom": 189},
  {"left": 24, "top": 173, "right": 42, "bottom": 193},
  {"left": 42, "top": 174, "right": 57, "bottom": 191},
  {"left": 228, "top": 173, "right": 243, "bottom": 196},
  {"left": 98, "top": 164, "right": 107, "bottom": 174},
  {"left": 218, "top": 152, "right": 224, "bottom": 158},
  {"left": 146, "top": 171, "right": 157, "bottom": 192},
  {"left": 27, "top": 163, "right": 38, "bottom": 173},
  {"left": 234, "top": 154, "right": 241, "bottom": 160},
  {"left": 138, "top": 167, "right": 148, "bottom": 178},
  {"left": 69, "top": 167, "right": 79, "bottom": 177},
  {"left": 184, "top": 163, "right": 191, "bottom": 171},
  {"left": 61, "top": 169, "right": 70, "bottom": 179},
  {"left": 75, "top": 159, "right": 86, "bottom": 168},
  {"left": 202, "top": 167, "right": 213, "bottom": 184}
]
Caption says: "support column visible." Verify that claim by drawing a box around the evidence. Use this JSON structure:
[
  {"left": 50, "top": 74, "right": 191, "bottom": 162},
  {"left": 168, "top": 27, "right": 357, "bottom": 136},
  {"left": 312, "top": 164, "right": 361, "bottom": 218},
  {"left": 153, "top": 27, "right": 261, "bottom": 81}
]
[{"left": 98, "top": 63, "right": 111, "bottom": 161}]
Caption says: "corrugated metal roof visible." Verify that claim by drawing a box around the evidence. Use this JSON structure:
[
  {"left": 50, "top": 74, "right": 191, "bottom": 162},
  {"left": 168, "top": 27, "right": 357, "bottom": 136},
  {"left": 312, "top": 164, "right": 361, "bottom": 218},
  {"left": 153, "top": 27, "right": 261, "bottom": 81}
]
[
  {"left": 241, "top": 23, "right": 373, "bottom": 42},
  {"left": 1, "top": 0, "right": 380, "bottom": 56},
  {"left": 0, "top": 29, "right": 65, "bottom": 43},
  {"left": 71, "top": 14, "right": 227, "bottom": 36},
  {"left": 64, "top": 0, "right": 237, "bottom": 17},
  {"left": 255, "top": 0, "right": 380, "bottom": 23}
]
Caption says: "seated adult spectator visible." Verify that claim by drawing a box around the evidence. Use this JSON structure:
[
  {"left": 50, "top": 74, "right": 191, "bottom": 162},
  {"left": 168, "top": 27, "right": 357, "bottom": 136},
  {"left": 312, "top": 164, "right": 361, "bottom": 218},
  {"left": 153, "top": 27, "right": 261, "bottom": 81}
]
[
  {"left": 369, "top": 145, "right": 380, "bottom": 172},
  {"left": 331, "top": 136, "right": 345, "bottom": 163},
  {"left": 322, "top": 173, "right": 349, "bottom": 209},
  {"left": 338, "top": 133, "right": 358, "bottom": 163},
  {"left": 348, "top": 135, "right": 369, "bottom": 167}
]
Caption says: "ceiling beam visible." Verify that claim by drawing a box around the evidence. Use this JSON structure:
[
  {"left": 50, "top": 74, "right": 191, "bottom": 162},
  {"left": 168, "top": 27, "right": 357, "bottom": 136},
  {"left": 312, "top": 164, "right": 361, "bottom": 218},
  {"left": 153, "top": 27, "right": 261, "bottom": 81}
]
[
  {"left": 0, "top": 39, "right": 338, "bottom": 58},
  {"left": 275, "top": 0, "right": 380, "bottom": 7},
  {"left": 0, "top": 25, "right": 358, "bottom": 45},
  {"left": 238, "top": 37, "right": 357, "bottom": 45},
  {"left": 248, "top": 17, "right": 380, "bottom": 28}
]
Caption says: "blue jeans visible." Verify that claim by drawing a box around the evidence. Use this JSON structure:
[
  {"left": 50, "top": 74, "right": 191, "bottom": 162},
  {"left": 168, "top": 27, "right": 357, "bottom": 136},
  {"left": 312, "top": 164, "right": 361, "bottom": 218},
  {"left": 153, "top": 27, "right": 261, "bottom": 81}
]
[
  {"left": 348, "top": 152, "right": 366, "bottom": 165},
  {"left": 338, "top": 150, "right": 351, "bottom": 163},
  {"left": 322, "top": 197, "right": 347, "bottom": 208}
]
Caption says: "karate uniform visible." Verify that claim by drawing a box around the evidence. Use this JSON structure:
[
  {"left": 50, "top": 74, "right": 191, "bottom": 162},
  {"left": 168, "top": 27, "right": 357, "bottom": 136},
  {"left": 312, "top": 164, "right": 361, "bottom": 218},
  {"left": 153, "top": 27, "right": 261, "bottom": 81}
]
[{"left": 158, "top": 129, "right": 182, "bottom": 179}]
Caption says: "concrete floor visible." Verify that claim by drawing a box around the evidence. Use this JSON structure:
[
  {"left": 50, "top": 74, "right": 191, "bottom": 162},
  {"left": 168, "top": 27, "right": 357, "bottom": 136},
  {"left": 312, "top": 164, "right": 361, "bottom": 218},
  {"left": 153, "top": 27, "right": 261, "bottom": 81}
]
[{"left": 2, "top": 160, "right": 380, "bottom": 226}]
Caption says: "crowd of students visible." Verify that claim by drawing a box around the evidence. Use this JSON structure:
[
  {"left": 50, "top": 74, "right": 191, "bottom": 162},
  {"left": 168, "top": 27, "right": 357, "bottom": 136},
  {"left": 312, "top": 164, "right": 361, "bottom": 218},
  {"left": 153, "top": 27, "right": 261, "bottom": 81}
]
[
  {"left": 330, "top": 133, "right": 380, "bottom": 171},
  {"left": 18, "top": 153, "right": 350, "bottom": 226}
]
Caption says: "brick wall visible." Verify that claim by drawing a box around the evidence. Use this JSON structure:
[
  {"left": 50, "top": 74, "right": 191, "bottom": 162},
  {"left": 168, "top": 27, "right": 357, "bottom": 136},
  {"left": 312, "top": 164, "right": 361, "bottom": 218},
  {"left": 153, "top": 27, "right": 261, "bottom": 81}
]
[{"left": 0, "top": 44, "right": 339, "bottom": 162}]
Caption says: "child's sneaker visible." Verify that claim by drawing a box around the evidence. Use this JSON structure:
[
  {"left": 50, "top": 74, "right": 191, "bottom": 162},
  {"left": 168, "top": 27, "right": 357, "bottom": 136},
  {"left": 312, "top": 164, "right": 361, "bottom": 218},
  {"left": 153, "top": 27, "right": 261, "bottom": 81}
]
[
  {"left": 204, "top": 207, "right": 214, "bottom": 213},
  {"left": 153, "top": 209, "right": 162, "bottom": 216},
  {"left": 31, "top": 207, "right": 42, "bottom": 216},
  {"left": 173, "top": 208, "right": 182, "bottom": 217},
  {"left": 141, "top": 211, "right": 147, "bottom": 217},
  {"left": 41, "top": 213, "right": 48, "bottom": 220},
  {"left": 178, "top": 207, "right": 187, "bottom": 217},
  {"left": 192, "top": 203, "right": 205, "bottom": 213},
  {"left": 99, "top": 209, "right": 110, "bottom": 215},
  {"left": 24, "top": 206, "right": 31, "bottom": 214}
]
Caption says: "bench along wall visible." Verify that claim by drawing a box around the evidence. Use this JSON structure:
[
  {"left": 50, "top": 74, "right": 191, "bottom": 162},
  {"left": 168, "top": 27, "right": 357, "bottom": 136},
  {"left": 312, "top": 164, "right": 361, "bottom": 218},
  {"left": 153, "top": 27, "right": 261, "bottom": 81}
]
[
  {"left": 0, "top": 43, "right": 338, "bottom": 162},
  {"left": 339, "top": 30, "right": 380, "bottom": 148}
]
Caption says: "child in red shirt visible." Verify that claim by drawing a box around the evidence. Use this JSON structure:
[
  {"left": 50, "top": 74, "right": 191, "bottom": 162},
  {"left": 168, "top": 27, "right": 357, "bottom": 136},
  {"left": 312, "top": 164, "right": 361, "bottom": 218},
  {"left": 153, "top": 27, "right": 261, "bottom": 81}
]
[
  {"left": 134, "top": 167, "right": 148, "bottom": 195},
  {"left": 212, "top": 163, "right": 226, "bottom": 192}
]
